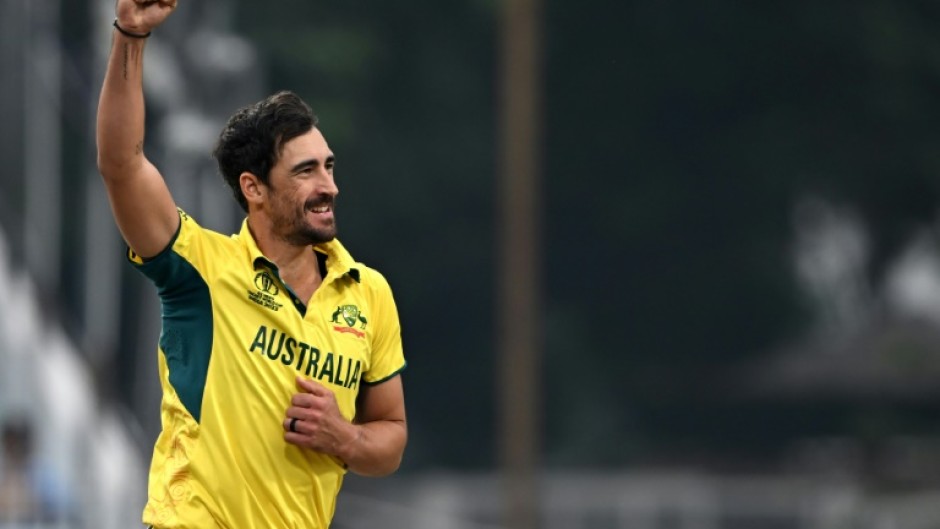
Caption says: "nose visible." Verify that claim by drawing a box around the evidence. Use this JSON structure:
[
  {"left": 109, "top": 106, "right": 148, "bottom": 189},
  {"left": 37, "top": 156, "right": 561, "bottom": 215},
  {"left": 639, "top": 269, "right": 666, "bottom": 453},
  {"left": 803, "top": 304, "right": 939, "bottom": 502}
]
[
  {"left": 321, "top": 175, "right": 338, "bottom": 198},
  {"left": 318, "top": 169, "right": 339, "bottom": 197}
]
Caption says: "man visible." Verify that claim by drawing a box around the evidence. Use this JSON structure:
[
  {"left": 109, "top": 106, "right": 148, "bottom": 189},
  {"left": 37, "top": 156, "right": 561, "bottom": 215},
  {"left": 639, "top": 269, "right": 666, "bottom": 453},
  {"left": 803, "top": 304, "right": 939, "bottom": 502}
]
[{"left": 96, "top": 1, "right": 408, "bottom": 527}]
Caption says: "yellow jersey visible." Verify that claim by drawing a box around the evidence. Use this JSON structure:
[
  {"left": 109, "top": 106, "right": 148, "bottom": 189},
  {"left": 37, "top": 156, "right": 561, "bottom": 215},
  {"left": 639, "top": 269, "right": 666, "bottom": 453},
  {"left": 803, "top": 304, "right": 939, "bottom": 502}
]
[{"left": 132, "top": 209, "right": 406, "bottom": 529}]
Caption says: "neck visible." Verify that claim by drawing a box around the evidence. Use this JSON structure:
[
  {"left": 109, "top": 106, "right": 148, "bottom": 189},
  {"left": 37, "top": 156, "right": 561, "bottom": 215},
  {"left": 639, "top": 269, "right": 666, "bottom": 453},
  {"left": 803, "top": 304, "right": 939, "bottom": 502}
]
[
  {"left": 247, "top": 216, "right": 326, "bottom": 305},
  {"left": 247, "top": 216, "right": 324, "bottom": 285}
]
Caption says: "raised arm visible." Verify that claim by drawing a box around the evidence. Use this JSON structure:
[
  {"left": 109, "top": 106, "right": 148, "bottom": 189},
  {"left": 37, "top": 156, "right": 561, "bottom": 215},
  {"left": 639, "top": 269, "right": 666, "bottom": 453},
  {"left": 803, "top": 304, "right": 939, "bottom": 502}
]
[{"left": 96, "top": 0, "right": 180, "bottom": 258}]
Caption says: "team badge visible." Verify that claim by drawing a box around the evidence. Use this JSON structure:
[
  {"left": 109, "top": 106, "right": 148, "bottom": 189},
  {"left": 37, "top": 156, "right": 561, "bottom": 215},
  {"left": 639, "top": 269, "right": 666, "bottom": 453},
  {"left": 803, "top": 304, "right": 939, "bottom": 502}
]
[{"left": 330, "top": 304, "right": 368, "bottom": 338}]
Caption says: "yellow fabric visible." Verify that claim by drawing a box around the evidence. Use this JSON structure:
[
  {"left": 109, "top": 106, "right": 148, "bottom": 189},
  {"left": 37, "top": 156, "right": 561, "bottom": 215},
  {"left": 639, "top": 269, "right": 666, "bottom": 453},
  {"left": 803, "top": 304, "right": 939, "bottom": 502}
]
[{"left": 133, "top": 210, "right": 406, "bottom": 529}]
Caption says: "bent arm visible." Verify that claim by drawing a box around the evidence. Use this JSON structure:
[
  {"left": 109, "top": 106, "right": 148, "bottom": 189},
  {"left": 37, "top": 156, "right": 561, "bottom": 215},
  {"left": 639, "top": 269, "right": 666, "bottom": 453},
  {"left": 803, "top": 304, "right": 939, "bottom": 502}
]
[
  {"left": 96, "top": 29, "right": 179, "bottom": 258},
  {"left": 338, "top": 375, "right": 408, "bottom": 477}
]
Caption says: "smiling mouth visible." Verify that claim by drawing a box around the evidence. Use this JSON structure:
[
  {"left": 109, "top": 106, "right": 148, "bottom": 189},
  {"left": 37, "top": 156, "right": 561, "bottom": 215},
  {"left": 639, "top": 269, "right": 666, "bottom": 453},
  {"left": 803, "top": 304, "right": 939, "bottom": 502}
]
[{"left": 306, "top": 197, "right": 334, "bottom": 214}]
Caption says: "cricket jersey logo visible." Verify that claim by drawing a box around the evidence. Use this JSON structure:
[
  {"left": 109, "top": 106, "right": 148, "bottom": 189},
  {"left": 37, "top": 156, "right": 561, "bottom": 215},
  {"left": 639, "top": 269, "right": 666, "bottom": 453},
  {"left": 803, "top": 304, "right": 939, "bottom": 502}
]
[
  {"left": 248, "top": 271, "right": 283, "bottom": 311},
  {"left": 254, "top": 271, "right": 279, "bottom": 295},
  {"left": 330, "top": 304, "right": 368, "bottom": 338}
]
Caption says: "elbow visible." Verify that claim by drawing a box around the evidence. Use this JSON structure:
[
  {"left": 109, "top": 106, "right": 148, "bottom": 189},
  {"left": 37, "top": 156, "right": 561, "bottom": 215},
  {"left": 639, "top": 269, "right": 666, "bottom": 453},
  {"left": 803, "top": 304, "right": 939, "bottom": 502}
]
[
  {"left": 96, "top": 152, "right": 119, "bottom": 181},
  {"left": 350, "top": 426, "right": 407, "bottom": 478},
  {"left": 96, "top": 152, "right": 137, "bottom": 184},
  {"left": 96, "top": 155, "right": 111, "bottom": 181},
  {"left": 377, "top": 451, "right": 405, "bottom": 477},
  {"left": 357, "top": 453, "right": 403, "bottom": 478},
  {"left": 363, "top": 435, "right": 407, "bottom": 477},
  {"left": 380, "top": 424, "right": 408, "bottom": 476}
]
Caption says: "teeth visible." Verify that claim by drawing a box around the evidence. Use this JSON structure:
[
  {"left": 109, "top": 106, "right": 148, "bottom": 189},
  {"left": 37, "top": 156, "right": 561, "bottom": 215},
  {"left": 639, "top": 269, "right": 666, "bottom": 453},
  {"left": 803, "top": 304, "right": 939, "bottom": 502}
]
[{"left": 310, "top": 206, "right": 330, "bottom": 213}]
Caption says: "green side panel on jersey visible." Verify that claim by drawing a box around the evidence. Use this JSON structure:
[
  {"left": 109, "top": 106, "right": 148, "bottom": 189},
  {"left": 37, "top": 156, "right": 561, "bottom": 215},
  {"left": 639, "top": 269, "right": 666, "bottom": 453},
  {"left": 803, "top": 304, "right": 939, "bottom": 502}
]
[{"left": 134, "top": 240, "right": 213, "bottom": 423}]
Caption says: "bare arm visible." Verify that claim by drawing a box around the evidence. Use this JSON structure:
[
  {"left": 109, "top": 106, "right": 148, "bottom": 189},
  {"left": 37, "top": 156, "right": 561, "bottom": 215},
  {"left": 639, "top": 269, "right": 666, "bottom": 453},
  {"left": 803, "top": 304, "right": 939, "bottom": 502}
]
[
  {"left": 285, "top": 376, "right": 408, "bottom": 477},
  {"left": 96, "top": 0, "right": 180, "bottom": 258},
  {"left": 342, "top": 376, "right": 408, "bottom": 476}
]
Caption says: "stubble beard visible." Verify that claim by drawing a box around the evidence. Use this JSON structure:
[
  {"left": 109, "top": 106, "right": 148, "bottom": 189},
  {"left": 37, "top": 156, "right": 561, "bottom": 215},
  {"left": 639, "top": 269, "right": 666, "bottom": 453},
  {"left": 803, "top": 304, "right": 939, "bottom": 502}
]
[
  {"left": 291, "top": 222, "right": 336, "bottom": 246},
  {"left": 273, "top": 198, "right": 337, "bottom": 247}
]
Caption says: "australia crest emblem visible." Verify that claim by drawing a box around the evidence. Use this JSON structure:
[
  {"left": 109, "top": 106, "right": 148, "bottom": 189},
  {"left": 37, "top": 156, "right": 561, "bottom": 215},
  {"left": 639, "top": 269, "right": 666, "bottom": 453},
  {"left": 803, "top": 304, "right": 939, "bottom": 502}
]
[{"left": 330, "top": 304, "right": 368, "bottom": 338}]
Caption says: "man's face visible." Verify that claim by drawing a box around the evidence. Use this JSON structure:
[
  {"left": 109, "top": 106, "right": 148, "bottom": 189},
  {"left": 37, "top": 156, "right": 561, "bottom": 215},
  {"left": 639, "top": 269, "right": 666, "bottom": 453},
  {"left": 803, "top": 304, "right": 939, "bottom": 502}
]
[{"left": 266, "top": 128, "right": 338, "bottom": 246}]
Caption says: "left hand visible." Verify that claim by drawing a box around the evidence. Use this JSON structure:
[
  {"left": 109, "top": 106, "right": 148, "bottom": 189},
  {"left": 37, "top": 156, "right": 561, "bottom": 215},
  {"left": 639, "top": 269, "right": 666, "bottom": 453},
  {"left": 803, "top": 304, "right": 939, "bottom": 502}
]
[{"left": 283, "top": 376, "right": 359, "bottom": 456}]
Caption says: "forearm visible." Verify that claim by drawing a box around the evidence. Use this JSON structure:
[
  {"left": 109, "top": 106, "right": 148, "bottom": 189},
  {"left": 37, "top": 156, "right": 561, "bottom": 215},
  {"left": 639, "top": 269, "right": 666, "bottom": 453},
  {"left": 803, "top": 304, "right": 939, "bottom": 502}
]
[
  {"left": 337, "top": 419, "right": 407, "bottom": 477},
  {"left": 96, "top": 31, "right": 147, "bottom": 178}
]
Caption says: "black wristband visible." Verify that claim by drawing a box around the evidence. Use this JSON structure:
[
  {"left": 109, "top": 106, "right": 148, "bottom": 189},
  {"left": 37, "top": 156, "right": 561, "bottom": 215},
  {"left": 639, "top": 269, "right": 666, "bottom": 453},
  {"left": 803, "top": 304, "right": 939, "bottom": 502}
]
[{"left": 113, "top": 19, "right": 151, "bottom": 39}]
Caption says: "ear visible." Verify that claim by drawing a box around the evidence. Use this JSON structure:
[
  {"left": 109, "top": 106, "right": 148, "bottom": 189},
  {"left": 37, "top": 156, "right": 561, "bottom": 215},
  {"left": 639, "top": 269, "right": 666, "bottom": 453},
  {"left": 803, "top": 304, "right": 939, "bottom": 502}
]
[{"left": 240, "top": 172, "right": 265, "bottom": 207}]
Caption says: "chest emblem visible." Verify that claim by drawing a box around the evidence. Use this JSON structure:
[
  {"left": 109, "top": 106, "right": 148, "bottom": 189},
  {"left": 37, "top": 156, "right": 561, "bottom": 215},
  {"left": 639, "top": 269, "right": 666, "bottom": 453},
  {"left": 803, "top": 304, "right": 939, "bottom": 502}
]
[
  {"left": 254, "top": 271, "right": 279, "bottom": 295},
  {"left": 330, "top": 304, "right": 368, "bottom": 338},
  {"left": 248, "top": 271, "right": 283, "bottom": 311}
]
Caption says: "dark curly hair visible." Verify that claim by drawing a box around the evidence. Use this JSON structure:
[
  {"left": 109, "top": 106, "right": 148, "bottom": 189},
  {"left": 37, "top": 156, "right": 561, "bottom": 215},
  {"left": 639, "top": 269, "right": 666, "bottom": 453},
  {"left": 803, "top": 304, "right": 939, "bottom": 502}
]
[{"left": 213, "top": 90, "right": 319, "bottom": 212}]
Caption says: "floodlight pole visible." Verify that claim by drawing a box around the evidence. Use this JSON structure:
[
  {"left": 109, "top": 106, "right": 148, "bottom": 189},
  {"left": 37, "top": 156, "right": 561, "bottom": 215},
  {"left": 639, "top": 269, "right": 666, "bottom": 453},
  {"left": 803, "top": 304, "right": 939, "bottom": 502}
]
[{"left": 498, "top": 0, "right": 542, "bottom": 527}]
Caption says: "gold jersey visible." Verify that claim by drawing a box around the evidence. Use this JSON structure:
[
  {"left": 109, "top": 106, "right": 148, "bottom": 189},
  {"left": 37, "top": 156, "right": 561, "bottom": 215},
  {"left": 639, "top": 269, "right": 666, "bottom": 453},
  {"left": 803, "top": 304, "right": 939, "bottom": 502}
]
[{"left": 132, "top": 210, "right": 406, "bottom": 529}]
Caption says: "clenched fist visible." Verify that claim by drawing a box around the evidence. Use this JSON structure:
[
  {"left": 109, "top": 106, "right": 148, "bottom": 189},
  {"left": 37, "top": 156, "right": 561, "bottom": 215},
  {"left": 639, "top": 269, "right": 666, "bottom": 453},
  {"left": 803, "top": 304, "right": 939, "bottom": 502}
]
[
  {"left": 115, "top": 0, "right": 178, "bottom": 36},
  {"left": 283, "top": 377, "right": 361, "bottom": 458}
]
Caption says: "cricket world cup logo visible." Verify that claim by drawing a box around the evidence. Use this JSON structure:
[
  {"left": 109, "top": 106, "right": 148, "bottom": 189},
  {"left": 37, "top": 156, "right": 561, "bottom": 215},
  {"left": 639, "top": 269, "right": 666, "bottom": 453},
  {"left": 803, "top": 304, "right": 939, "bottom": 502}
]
[{"left": 254, "top": 271, "right": 279, "bottom": 295}]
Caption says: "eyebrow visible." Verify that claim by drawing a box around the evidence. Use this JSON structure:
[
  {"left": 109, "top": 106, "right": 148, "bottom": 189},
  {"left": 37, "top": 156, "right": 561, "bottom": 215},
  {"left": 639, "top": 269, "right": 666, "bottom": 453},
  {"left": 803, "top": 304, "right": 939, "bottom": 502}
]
[{"left": 289, "top": 155, "right": 335, "bottom": 174}]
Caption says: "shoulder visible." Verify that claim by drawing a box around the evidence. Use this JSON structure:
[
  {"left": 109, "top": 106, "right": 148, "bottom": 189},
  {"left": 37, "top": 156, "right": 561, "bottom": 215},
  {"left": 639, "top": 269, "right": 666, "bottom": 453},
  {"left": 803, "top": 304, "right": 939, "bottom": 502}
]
[
  {"left": 356, "top": 265, "right": 392, "bottom": 289},
  {"left": 348, "top": 262, "right": 398, "bottom": 304},
  {"left": 129, "top": 209, "right": 238, "bottom": 270},
  {"left": 321, "top": 239, "right": 394, "bottom": 294}
]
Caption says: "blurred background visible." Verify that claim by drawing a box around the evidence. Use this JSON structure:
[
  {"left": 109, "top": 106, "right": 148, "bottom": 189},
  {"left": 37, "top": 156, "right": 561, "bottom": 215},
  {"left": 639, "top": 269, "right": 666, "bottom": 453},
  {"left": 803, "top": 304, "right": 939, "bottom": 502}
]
[{"left": 3, "top": 0, "right": 940, "bottom": 528}]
